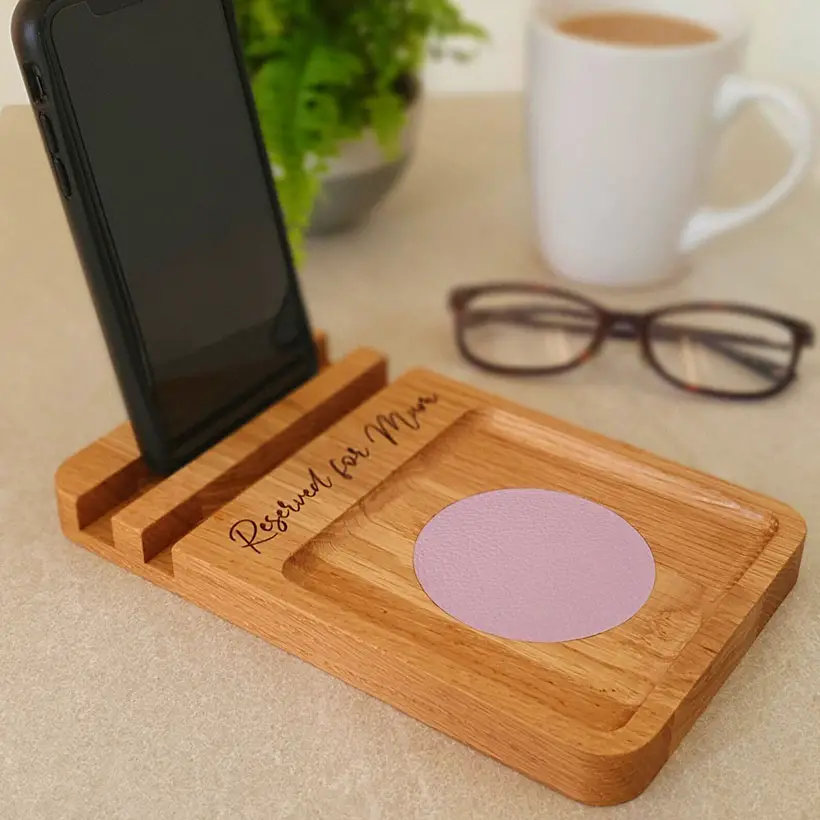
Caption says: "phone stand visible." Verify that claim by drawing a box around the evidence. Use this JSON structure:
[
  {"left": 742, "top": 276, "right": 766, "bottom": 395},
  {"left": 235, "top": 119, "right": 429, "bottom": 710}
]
[{"left": 55, "top": 334, "right": 806, "bottom": 806}]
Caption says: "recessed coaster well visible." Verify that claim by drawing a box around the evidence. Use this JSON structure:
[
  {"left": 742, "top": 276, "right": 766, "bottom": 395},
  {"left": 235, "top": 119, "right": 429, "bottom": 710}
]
[{"left": 413, "top": 489, "right": 656, "bottom": 642}]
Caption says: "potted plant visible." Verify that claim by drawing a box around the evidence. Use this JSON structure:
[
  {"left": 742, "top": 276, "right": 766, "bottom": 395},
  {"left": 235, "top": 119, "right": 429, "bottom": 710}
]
[{"left": 233, "top": 0, "right": 487, "bottom": 259}]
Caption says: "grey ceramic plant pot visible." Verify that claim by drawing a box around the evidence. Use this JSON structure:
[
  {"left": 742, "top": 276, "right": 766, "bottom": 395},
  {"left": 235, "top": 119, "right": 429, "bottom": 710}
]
[{"left": 307, "top": 83, "right": 423, "bottom": 236}]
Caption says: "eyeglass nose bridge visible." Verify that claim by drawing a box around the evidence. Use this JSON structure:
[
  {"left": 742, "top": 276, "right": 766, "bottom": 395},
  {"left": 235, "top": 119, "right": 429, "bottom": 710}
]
[{"left": 601, "top": 311, "right": 647, "bottom": 342}]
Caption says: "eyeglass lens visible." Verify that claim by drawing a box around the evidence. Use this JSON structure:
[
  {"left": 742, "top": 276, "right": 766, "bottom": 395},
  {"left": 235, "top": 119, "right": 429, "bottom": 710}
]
[
  {"left": 647, "top": 309, "right": 794, "bottom": 395},
  {"left": 461, "top": 290, "right": 599, "bottom": 370}
]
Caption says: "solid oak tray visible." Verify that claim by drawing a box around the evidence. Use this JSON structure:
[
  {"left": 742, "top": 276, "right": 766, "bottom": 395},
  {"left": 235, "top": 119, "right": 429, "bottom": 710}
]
[{"left": 55, "top": 338, "right": 807, "bottom": 806}]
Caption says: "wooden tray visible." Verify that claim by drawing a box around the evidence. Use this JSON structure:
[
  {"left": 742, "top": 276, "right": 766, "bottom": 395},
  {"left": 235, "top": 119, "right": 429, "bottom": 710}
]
[{"left": 55, "top": 339, "right": 806, "bottom": 806}]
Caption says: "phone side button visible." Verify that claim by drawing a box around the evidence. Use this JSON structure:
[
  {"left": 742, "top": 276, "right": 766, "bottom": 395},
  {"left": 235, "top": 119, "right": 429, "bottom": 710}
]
[
  {"left": 52, "top": 157, "right": 72, "bottom": 198},
  {"left": 39, "top": 114, "right": 59, "bottom": 154},
  {"left": 24, "top": 64, "right": 47, "bottom": 104}
]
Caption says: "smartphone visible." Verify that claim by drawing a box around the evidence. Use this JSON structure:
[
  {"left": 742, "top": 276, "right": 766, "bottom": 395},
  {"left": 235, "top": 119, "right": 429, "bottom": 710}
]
[{"left": 12, "top": 0, "right": 319, "bottom": 475}]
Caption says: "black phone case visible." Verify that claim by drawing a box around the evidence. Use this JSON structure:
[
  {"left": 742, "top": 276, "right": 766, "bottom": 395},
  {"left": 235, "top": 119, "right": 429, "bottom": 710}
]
[{"left": 12, "top": 0, "right": 319, "bottom": 476}]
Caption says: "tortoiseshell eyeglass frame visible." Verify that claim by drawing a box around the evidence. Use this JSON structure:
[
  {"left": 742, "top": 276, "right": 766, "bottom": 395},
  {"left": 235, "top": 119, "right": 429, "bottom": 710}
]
[{"left": 449, "top": 283, "right": 816, "bottom": 401}]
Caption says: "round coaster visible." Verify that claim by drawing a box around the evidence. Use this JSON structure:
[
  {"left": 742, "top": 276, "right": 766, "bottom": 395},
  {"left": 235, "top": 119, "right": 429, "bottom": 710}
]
[{"left": 413, "top": 489, "right": 656, "bottom": 643}]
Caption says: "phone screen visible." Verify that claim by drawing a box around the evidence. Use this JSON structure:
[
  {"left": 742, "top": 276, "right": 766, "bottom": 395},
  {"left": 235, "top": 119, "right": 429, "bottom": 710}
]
[{"left": 50, "top": 0, "right": 314, "bottom": 443}]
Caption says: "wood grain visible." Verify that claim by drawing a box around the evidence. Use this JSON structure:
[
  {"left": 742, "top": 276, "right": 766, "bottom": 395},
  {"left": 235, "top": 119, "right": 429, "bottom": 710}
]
[{"left": 54, "top": 351, "right": 806, "bottom": 806}]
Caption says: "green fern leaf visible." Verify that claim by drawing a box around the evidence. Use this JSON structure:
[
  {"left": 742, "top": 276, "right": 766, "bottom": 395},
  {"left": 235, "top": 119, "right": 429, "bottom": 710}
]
[
  {"left": 366, "top": 93, "right": 406, "bottom": 159},
  {"left": 251, "top": 0, "right": 282, "bottom": 37}
]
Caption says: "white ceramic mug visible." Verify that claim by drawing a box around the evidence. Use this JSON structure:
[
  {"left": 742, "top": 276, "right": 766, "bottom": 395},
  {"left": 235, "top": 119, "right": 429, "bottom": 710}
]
[{"left": 527, "top": 0, "right": 814, "bottom": 287}]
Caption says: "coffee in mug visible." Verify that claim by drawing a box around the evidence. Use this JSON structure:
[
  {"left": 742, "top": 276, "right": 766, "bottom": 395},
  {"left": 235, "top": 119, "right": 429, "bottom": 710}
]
[
  {"left": 527, "top": 0, "right": 814, "bottom": 287},
  {"left": 557, "top": 11, "right": 718, "bottom": 47}
]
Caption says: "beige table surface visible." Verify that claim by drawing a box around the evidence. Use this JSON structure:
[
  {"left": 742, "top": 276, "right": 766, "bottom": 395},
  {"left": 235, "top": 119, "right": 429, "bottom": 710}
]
[{"left": 1, "top": 96, "right": 818, "bottom": 819}]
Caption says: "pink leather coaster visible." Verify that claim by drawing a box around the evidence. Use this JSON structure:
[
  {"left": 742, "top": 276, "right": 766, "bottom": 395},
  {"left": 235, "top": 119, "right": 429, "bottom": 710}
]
[{"left": 413, "top": 489, "right": 656, "bottom": 643}]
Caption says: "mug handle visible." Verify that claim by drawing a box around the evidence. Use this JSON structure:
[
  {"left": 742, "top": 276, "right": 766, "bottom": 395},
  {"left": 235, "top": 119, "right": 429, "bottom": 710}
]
[{"left": 680, "top": 75, "right": 814, "bottom": 253}]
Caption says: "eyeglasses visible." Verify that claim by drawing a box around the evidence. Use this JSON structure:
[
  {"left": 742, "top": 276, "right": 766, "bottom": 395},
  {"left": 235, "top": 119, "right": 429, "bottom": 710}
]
[{"left": 449, "top": 283, "right": 815, "bottom": 400}]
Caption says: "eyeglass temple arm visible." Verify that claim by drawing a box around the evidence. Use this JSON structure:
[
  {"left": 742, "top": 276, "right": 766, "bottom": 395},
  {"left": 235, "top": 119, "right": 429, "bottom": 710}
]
[{"left": 466, "top": 307, "right": 790, "bottom": 380}]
